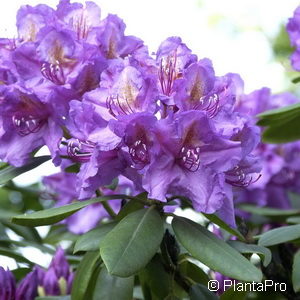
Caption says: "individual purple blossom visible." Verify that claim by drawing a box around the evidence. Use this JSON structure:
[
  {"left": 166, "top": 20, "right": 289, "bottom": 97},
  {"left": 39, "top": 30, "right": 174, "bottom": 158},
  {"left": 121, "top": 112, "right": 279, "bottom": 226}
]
[
  {"left": 156, "top": 36, "right": 197, "bottom": 105},
  {"left": 56, "top": 0, "right": 102, "bottom": 41},
  {"left": 96, "top": 14, "right": 147, "bottom": 60},
  {"left": 0, "top": 88, "right": 64, "bottom": 166}
]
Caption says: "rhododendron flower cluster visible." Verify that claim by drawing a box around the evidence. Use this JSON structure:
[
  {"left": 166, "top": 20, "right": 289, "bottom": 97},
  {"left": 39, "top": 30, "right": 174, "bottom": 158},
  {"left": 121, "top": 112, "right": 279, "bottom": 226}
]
[{"left": 0, "top": 0, "right": 262, "bottom": 228}]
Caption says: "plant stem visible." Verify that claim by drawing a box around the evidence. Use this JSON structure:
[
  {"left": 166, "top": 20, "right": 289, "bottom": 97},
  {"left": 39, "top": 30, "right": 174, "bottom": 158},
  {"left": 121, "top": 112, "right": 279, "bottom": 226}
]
[
  {"left": 102, "top": 200, "right": 117, "bottom": 218},
  {"left": 96, "top": 190, "right": 116, "bottom": 218}
]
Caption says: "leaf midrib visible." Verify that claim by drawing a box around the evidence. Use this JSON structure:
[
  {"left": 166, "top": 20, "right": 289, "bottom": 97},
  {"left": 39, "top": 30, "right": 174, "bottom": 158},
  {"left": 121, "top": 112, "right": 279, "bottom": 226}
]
[{"left": 109, "top": 207, "right": 154, "bottom": 274}]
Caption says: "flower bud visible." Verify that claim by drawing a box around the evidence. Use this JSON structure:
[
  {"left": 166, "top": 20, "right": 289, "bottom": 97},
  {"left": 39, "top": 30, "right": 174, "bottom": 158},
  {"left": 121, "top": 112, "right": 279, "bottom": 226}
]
[
  {"left": 15, "top": 269, "right": 38, "bottom": 300},
  {"left": 0, "top": 267, "right": 16, "bottom": 300}
]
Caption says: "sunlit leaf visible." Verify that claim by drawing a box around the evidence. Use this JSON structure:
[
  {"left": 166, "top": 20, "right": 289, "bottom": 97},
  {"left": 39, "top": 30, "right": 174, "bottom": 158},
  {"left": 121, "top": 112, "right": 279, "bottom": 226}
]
[
  {"left": 227, "top": 241, "right": 271, "bottom": 267},
  {"left": 92, "top": 267, "right": 134, "bottom": 300},
  {"left": 71, "top": 252, "right": 100, "bottom": 300},
  {"left": 12, "top": 195, "right": 130, "bottom": 226},
  {"left": 172, "top": 217, "right": 262, "bottom": 282},
  {"left": 100, "top": 207, "right": 164, "bottom": 277},
  {"left": 258, "top": 224, "right": 300, "bottom": 247},
  {"left": 292, "top": 250, "right": 300, "bottom": 292},
  {"left": 74, "top": 222, "right": 116, "bottom": 253}
]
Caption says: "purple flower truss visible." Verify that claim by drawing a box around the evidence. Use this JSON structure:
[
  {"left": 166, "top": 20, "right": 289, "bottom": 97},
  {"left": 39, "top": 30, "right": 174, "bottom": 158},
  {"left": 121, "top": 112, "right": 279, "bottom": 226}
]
[{"left": 0, "top": 0, "right": 264, "bottom": 230}]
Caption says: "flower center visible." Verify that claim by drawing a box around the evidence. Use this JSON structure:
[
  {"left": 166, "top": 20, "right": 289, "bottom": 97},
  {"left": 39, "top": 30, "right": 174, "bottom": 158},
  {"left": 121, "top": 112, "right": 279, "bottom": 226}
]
[
  {"left": 12, "top": 113, "right": 45, "bottom": 136},
  {"left": 158, "top": 52, "right": 180, "bottom": 96},
  {"left": 73, "top": 12, "right": 90, "bottom": 40},
  {"left": 177, "top": 146, "right": 201, "bottom": 172},
  {"left": 41, "top": 61, "right": 65, "bottom": 85},
  {"left": 129, "top": 139, "right": 150, "bottom": 168},
  {"left": 11, "top": 94, "right": 47, "bottom": 136},
  {"left": 225, "top": 166, "right": 261, "bottom": 187},
  {"left": 106, "top": 94, "right": 135, "bottom": 117},
  {"left": 193, "top": 94, "right": 219, "bottom": 118}
]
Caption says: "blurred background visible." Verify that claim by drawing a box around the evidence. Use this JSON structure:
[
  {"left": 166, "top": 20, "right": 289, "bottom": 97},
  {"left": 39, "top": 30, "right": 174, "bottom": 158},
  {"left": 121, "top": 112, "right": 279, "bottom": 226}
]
[
  {"left": 0, "top": 0, "right": 299, "bottom": 269},
  {"left": 1, "top": 0, "right": 299, "bottom": 93}
]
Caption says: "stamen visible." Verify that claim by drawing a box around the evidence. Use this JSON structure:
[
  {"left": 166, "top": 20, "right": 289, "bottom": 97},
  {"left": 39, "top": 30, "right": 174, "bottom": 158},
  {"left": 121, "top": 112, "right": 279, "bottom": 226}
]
[
  {"left": 226, "top": 166, "right": 261, "bottom": 187},
  {"left": 128, "top": 138, "right": 150, "bottom": 169},
  {"left": 177, "top": 146, "right": 201, "bottom": 172},
  {"left": 41, "top": 61, "right": 65, "bottom": 85},
  {"left": 106, "top": 94, "right": 135, "bottom": 118},
  {"left": 12, "top": 113, "right": 45, "bottom": 136},
  {"left": 73, "top": 12, "right": 90, "bottom": 40},
  {"left": 67, "top": 139, "right": 95, "bottom": 162},
  {"left": 158, "top": 52, "right": 179, "bottom": 96},
  {"left": 193, "top": 93, "right": 220, "bottom": 118}
]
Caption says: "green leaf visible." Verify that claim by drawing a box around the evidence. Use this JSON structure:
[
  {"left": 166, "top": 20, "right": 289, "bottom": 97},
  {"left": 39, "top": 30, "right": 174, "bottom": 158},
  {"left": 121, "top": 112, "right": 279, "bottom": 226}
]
[
  {"left": 92, "top": 267, "right": 134, "bottom": 300},
  {"left": 116, "top": 199, "right": 144, "bottom": 221},
  {"left": 179, "top": 259, "right": 209, "bottom": 286},
  {"left": 257, "top": 102, "right": 300, "bottom": 124},
  {"left": 220, "top": 287, "right": 247, "bottom": 300},
  {"left": 74, "top": 222, "right": 116, "bottom": 253},
  {"left": 292, "top": 76, "right": 300, "bottom": 84},
  {"left": 258, "top": 224, "right": 300, "bottom": 247},
  {"left": 139, "top": 254, "right": 173, "bottom": 300},
  {"left": 164, "top": 296, "right": 181, "bottom": 300},
  {"left": 0, "top": 162, "right": 8, "bottom": 171},
  {"left": 262, "top": 115, "right": 300, "bottom": 143},
  {"left": 238, "top": 204, "right": 300, "bottom": 217},
  {"left": 0, "top": 238, "right": 54, "bottom": 254},
  {"left": 65, "top": 164, "right": 80, "bottom": 173},
  {"left": 287, "top": 216, "right": 300, "bottom": 224},
  {"left": 202, "top": 213, "right": 245, "bottom": 241},
  {"left": 0, "top": 209, "right": 16, "bottom": 220},
  {"left": 0, "top": 156, "right": 51, "bottom": 185},
  {"left": 12, "top": 195, "right": 129, "bottom": 226},
  {"left": 100, "top": 207, "right": 164, "bottom": 277},
  {"left": 0, "top": 246, "right": 34, "bottom": 266},
  {"left": 172, "top": 217, "right": 262, "bottom": 282},
  {"left": 12, "top": 268, "right": 31, "bottom": 281},
  {"left": 257, "top": 102, "right": 300, "bottom": 143},
  {"left": 227, "top": 241, "right": 271, "bottom": 267},
  {"left": 1, "top": 220, "right": 42, "bottom": 242},
  {"left": 189, "top": 284, "right": 219, "bottom": 300},
  {"left": 43, "top": 225, "right": 77, "bottom": 245},
  {"left": 71, "top": 252, "right": 100, "bottom": 300},
  {"left": 292, "top": 250, "right": 300, "bottom": 292}
]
